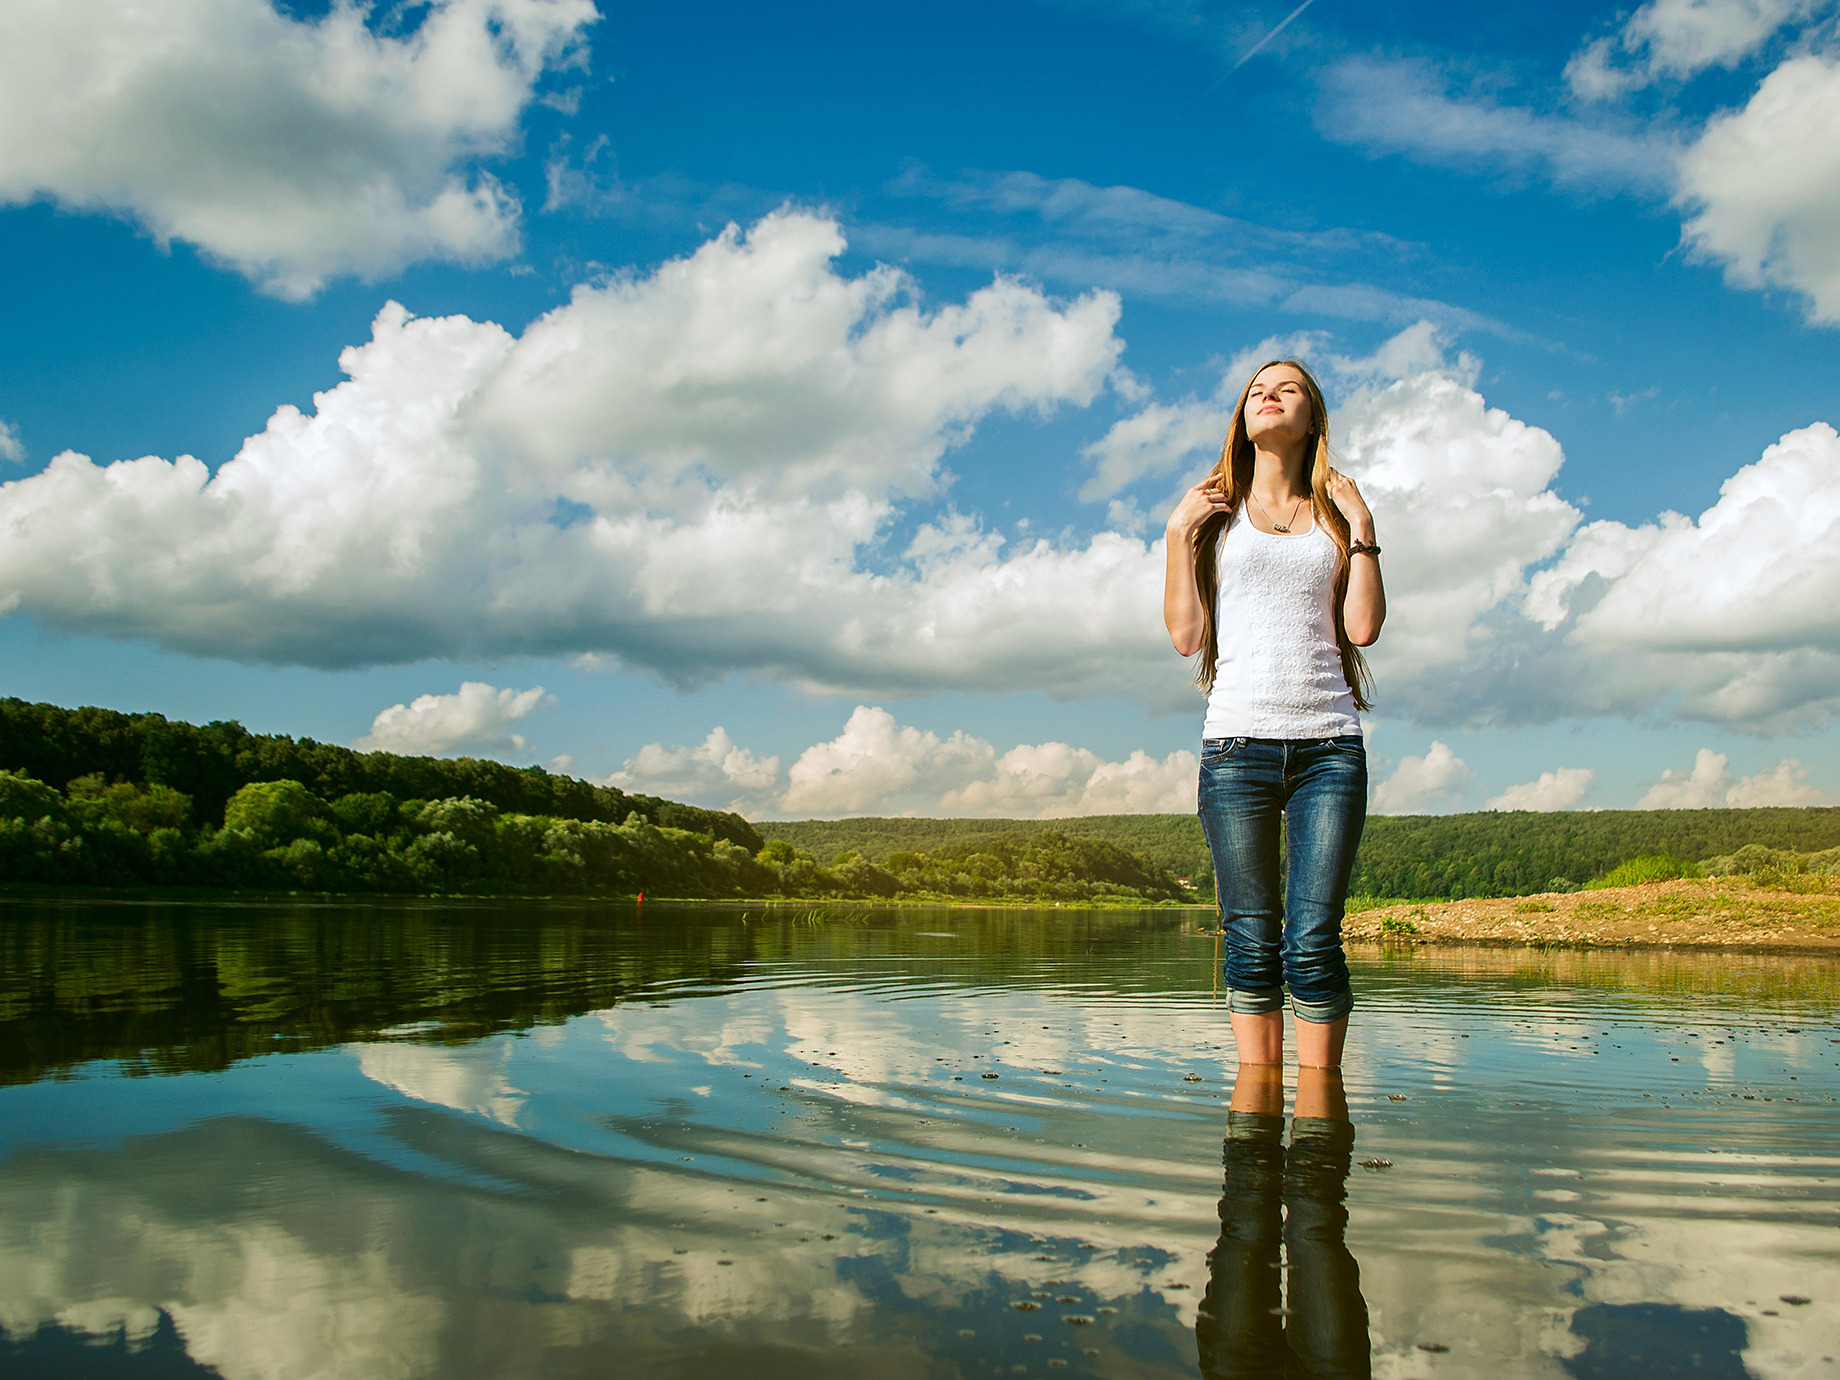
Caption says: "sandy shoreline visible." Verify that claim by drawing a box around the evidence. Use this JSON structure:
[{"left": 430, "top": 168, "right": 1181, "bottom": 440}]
[{"left": 1344, "top": 876, "right": 1840, "bottom": 954}]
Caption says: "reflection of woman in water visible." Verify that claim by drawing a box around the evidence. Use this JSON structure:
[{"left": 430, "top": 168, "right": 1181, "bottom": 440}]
[
  {"left": 1162, "top": 359, "right": 1383, "bottom": 1070},
  {"left": 1196, "top": 1064, "right": 1370, "bottom": 1379}
]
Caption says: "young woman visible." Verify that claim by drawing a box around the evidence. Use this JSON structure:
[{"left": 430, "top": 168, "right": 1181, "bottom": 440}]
[{"left": 1163, "top": 359, "right": 1384, "bottom": 1071}]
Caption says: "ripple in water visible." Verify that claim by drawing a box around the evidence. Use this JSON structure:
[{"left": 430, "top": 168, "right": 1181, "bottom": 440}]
[{"left": 0, "top": 899, "right": 1835, "bottom": 1377}]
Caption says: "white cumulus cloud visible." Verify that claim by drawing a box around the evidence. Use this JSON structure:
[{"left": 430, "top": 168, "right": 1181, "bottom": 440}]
[
  {"left": 1642, "top": 747, "right": 1738, "bottom": 807},
  {"left": 354, "top": 682, "right": 549, "bottom": 758},
  {"left": 779, "top": 707, "right": 996, "bottom": 817},
  {"left": 1548, "top": 423, "right": 1840, "bottom": 650},
  {"left": 1640, "top": 748, "right": 1835, "bottom": 806},
  {"left": 1486, "top": 767, "right": 1596, "bottom": 812},
  {"left": 1725, "top": 757, "right": 1835, "bottom": 805},
  {"left": 1370, "top": 741, "right": 1472, "bottom": 814},
  {"left": 0, "top": 0, "right": 597, "bottom": 298},
  {"left": 604, "top": 728, "right": 781, "bottom": 812},
  {"left": 610, "top": 706, "right": 1200, "bottom": 820},
  {"left": 1332, "top": 344, "right": 1583, "bottom": 686},
  {"left": 1518, "top": 421, "right": 1840, "bottom": 729},
  {"left": 1677, "top": 55, "right": 1840, "bottom": 325},
  {"left": 7, "top": 229, "right": 1839, "bottom": 736},
  {"left": 0, "top": 211, "right": 1147, "bottom": 700},
  {"left": 938, "top": 741, "right": 1198, "bottom": 817}
]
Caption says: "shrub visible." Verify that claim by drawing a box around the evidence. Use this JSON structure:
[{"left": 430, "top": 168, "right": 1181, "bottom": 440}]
[
  {"left": 1750, "top": 863, "right": 1824, "bottom": 893},
  {"left": 66, "top": 774, "right": 193, "bottom": 832},
  {"left": 223, "top": 780, "right": 334, "bottom": 849},
  {"left": 1701, "top": 843, "right": 1796, "bottom": 877},
  {"left": 1586, "top": 854, "right": 1700, "bottom": 889},
  {"left": 265, "top": 837, "right": 331, "bottom": 887},
  {"left": 417, "top": 796, "right": 501, "bottom": 847},
  {"left": 758, "top": 839, "right": 800, "bottom": 867},
  {"left": 330, "top": 791, "right": 400, "bottom": 837},
  {"left": 832, "top": 855, "right": 899, "bottom": 898},
  {"left": 1700, "top": 843, "right": 1840, "bottom": 879},
  {"left": 405, "top": 829, "right": 479, "bottom": 885},
  {"left": 0, "top": 769, "right": 63, "bottom": 823}
]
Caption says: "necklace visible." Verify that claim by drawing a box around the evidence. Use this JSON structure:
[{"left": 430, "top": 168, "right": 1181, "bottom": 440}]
[{"left": 1248, "top": 492, "right": 1309, "bottom": 533}]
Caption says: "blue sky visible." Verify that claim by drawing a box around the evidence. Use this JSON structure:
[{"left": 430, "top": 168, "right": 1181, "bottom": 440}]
[{"left": 3, "top": 0, "right": 1839, "bottom": 818}]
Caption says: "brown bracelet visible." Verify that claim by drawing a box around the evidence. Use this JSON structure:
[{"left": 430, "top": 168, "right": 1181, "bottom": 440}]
[{"left": 1350, "top": 541, "right": 1381, "bottom": 557}]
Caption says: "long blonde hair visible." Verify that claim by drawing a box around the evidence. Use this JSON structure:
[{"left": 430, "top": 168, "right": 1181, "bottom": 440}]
[{"left": 1189, "top": 358, "right": 1374, "bottom": 711}]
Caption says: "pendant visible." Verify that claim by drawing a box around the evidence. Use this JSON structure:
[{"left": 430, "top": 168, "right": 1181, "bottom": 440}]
[{"left": 1272, "top": 524, "right": 1289, "bottom": 533}]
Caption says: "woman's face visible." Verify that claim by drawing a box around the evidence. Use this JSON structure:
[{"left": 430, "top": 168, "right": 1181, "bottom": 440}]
[{"left": 1243, "top": 365, "right": 1314, "bottom": 450}]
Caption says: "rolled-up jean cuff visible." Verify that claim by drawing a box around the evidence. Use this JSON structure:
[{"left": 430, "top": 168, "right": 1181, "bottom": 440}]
[
  {"left": 1226, "top": 985, "right": 1286, "bottom": 1015},
  {"left": 1289, "top": 989, "right": 1354, "bottom": 1024},
  {"left": 1226, "top": 1110, "right": 1285, "bottom": 1143},
  {"left": 1288, "top": 1117, "right": 1356, "bottom": 1148}
]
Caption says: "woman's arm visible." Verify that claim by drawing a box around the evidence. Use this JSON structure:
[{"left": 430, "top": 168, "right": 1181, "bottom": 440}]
[
  {"left": 1164, "top": 482, "right": 1232, "bottom": 656},
  {"left": 1326, "top": 473, "right": 1385, "bottom": 646}
]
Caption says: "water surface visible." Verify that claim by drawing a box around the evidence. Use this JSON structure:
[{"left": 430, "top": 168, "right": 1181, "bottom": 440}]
[{"left": 1, "top": 898, "right": 1836, "bottom": 1378}]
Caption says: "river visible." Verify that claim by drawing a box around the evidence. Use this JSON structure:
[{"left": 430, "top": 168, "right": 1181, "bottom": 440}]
[{"left": 1, "top": 896, "right": 1835, "bottom": 1378}]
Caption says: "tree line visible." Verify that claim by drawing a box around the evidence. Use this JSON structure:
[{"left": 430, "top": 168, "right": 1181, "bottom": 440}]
[
  {"left": 0, "top": 697, "right": 762, "bottom": 848},
  {"left": 0, "top": 768, "right": 776, "bottom": 897},
  {"left": 764, "top": 831, "right": 1188, "bottom": 904},
  {"left": 9, "top": 698, "right": 1836, "bottom": 904},
  {"left": 760, "top": 803, "right": 1840, "bottom": 900},
  {"left": 0, "top": 700, "right": 1190, "bottom": 904}
]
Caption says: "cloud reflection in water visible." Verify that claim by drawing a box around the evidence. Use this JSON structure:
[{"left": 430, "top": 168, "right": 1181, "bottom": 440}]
[{"left": 0, "top": 905, "right": 1836, "bottom": 1378}]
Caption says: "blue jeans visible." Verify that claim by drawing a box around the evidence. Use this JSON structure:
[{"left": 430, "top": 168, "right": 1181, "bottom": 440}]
[{"left": 1197, "top": 736, "right": 1367, "bottom": 1024}]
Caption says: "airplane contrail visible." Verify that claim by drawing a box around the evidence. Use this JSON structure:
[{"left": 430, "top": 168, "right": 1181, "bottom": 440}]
[{"left": 1211, "top": 0, "right": 1321, "bottom": 87}]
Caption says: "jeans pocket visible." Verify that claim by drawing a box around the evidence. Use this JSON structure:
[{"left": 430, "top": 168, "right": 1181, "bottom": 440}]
[{"left": 1201, "top": 736, "right": 1245, "bottom": 767}]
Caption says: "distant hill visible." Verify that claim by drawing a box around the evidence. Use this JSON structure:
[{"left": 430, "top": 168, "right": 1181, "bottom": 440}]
[
  {"left": 758, "top": 807, "right": 1840, "bottom": 900},
  {"left": 758, "top": 815, "right": 1212, "bottom": 883},
  {"left": 1348, "top": 808, "right": 1840, "bottom": 898}
]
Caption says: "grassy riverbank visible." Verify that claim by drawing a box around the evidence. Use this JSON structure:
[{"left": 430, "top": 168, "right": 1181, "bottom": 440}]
[{"left": 1348, "top": 875, "right": 1840, "bottom": 953}]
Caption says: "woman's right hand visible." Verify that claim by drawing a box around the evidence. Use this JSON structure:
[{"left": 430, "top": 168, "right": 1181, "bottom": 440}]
[{"left": 1167, "top": 478, "right": 1233, "bottom": 539}]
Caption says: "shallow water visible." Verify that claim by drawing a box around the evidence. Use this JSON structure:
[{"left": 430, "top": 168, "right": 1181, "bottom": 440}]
[{"left": 1, "top": 897, "right": 1837, "bottom": 1379}]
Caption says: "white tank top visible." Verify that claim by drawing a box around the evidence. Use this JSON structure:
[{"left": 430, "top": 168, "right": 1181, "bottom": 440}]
[{"left": 1201, "top": 511, "right": 1360, "bottom": 740}]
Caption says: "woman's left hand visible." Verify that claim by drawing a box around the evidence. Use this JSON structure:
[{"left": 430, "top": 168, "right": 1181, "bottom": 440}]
[{"left": 1325, "top": 472, "right": 1374, "bottom": 541}]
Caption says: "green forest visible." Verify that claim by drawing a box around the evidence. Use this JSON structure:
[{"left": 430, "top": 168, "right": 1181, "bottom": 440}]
[
  {"left": 5, "top": 698, "right": 1839, "bottom": 905},
  {"left": 761, "top": 803, "right": 1840, "bottom": 899},
  {"left": 0, "top": 700, "right": 1188, "bottom": 904},
  {"left": 0, "top": 697, "right": 761, "bottom": 846}
]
